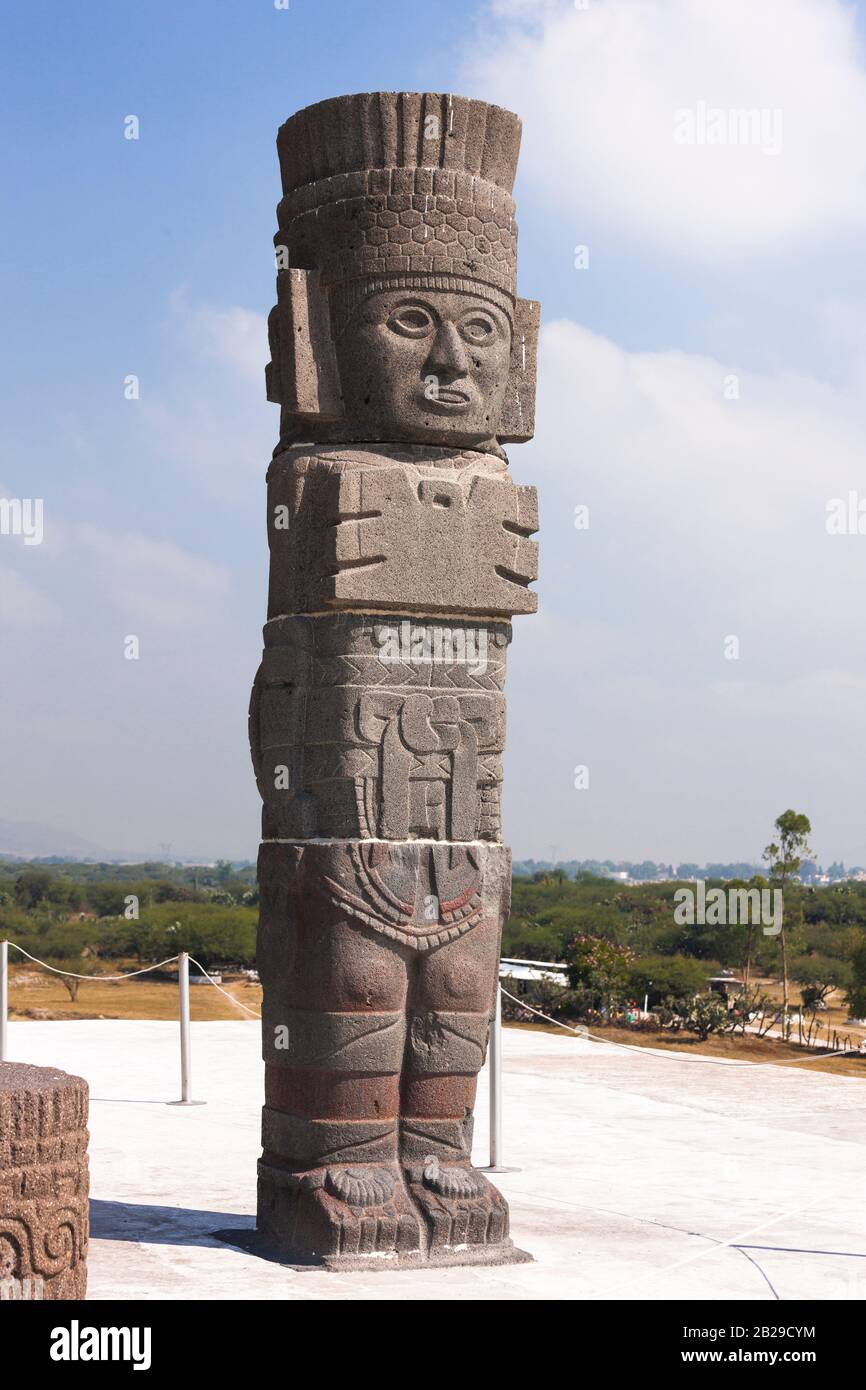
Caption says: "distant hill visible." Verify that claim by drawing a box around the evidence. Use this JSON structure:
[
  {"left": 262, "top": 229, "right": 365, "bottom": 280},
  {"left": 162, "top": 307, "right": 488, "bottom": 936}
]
[
  {"left": 513, "top": 859, "right": 766, "bottom": 881},
  {"left": 0, "top": 819, "right": 256, "bottom": 866},
  {"left": 0, "top": 819, "right": 123, "bottom": 861}
]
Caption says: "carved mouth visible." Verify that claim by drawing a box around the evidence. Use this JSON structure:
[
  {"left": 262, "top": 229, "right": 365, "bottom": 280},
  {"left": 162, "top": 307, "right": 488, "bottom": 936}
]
[{"left": 422, "top": 386, "right": 472, "bottom": 412}]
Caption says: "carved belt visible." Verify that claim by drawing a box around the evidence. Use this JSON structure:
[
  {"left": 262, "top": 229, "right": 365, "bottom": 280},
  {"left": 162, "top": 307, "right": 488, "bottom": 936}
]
[{"left": 316, "top": 841, "right": 484, "bottom": 952}]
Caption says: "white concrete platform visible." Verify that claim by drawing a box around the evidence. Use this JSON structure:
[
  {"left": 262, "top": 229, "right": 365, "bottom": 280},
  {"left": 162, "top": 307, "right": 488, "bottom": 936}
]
[{"left": 7, "top": 1020, "right": 866, "bottom": 1301}]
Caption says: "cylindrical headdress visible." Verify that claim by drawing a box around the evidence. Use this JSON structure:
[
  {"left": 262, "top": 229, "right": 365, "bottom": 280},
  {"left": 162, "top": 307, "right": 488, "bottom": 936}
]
[{"left": 275, "top": 92, "right": 521, "bottom": 338}]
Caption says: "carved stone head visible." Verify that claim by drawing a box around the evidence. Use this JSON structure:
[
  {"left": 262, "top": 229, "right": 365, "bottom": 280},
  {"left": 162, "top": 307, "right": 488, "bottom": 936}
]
[{"left": 266, "top": 93, "right": 539, "bottom": 454}]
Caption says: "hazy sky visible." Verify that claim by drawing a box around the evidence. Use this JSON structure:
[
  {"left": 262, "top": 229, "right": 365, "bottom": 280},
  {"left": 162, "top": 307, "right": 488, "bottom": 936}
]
[{"left": 3, "top": 0, "right": 866, "bottom": 864}]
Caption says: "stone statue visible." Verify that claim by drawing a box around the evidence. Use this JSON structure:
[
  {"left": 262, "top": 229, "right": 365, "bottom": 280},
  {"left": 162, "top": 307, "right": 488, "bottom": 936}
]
[
  {"left": 249, "top": 91, "right": 539, "bottom": 1269},
  {"left": 0, "top": 1062, "right": 89, "bottom": 1298}
]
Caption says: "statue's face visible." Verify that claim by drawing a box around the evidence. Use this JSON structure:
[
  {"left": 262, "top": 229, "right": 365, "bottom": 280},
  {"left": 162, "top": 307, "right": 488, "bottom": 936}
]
[{"left": 333, "top": 288, "right": 513, "bottom": 447}]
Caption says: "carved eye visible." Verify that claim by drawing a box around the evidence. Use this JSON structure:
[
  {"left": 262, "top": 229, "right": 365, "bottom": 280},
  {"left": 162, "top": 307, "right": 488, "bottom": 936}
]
[
  {"left": 388, "top": 306, "right": 434, "bottom": 338},
  {"left": 459, "top": 314, "right": 497, "bottom": 344}
]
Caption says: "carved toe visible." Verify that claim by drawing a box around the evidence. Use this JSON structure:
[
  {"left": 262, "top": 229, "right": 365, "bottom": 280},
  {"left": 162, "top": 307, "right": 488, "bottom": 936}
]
[
  {"left": 421, "top": 1155, "right": 488, "bottom": 1199},
  {"left": 324, "top": 1166, "right": 396, "bottom": 1208}
]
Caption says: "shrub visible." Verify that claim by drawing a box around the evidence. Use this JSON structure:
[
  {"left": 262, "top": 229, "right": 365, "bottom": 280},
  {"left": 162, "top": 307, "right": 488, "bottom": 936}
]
[{"left": 564, "top": 935, "right": 634, "bottom": 1011}]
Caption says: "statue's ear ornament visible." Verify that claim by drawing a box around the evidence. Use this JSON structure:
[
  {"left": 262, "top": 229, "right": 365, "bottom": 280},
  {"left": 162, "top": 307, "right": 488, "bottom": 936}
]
[
  {"left": 265, "top": 267, "right": 343, "bottom": 423},
  {"left": 499, "top": 297, "right": 540, "bottom": 445}
]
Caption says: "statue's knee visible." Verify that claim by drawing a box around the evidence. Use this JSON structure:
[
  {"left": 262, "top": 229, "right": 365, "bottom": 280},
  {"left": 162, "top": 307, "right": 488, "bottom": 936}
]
[
  {"left": 417, "top": 952, "right": 495, "bottom": 1012},
  {"left": 405, "top": 1010, "right": 490, "bottom": 1077}
]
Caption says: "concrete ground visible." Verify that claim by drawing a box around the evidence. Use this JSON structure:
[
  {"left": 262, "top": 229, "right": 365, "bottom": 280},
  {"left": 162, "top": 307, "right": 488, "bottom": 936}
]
[{"left": 7, "top": 1019, "right": 866, "bottom": 1301}]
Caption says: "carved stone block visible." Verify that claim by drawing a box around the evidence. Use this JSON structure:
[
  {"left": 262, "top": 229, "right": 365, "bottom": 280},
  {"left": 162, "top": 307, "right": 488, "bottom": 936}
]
[
  {"left": 250, "top": 613, "right": 510, "bottom": 841},
  {"left": 499, "top": 296, "right": 540, "bottom": 443},
  {"left": 266, "top": 268, "right": 342, "bottom": 422},
  {"left": 267, "top": 445, "right": 538, "bottom": 618},
  {"left": 0, "top": 1063, "right": 89, "bottom": 1300}
]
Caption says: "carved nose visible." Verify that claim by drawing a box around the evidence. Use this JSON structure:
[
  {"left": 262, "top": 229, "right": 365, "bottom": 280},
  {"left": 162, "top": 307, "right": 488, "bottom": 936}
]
[{"left": 426, "top": 320, "right": 470, "bottom": 378}]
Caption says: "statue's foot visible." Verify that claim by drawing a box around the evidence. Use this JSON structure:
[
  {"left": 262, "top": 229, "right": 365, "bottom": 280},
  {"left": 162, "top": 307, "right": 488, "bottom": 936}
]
[
  {"left": 324, "top": 1165, "right": 396, "bottom": 1208},
  {"left": 257, "top": 1159, "right": 422, "bottom": 1265},
  {"left": 404, "top": 1154, "right": 510, "bottom": 1252}
]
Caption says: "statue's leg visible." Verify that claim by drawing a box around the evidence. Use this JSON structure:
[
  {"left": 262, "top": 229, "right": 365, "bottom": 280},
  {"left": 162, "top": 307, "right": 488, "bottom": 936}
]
[
  {"left": 256, "top": 843, "right": 423, "bottom": 1265},
  {"left": 400, "top": 897, "right": 510, "bottom": 1256}
]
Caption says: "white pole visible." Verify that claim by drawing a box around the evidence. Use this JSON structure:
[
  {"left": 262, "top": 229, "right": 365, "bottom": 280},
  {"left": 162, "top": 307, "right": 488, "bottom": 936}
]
[
  {"left": 478, "top": 981, "right": 522, "bottom": 1174},
  {"left": 643, "top": 992, "right": 649, "bottom": 1014},
  {"left": 179, "top": 951, "right": 191, "bottom": 1102},
  {"left": 485, "top": 984, "right": 504, "bottom": 1170},
  {"left": 168, "top": 952, "right": 205, "bottom": 1106},
  {"left": 0, "top": 941, "right": 8, "bottom": 1062},
  {"left": 169, "top": 952, "right": 205, "bottom": 1106}
]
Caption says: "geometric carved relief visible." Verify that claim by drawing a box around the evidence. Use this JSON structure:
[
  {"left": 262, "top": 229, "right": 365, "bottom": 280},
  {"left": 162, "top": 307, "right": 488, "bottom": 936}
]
[
  {"left": 250, "top": 614, "right": 511, "bottom": 842},
  {"left": 266, "top": 445, "right": 538, "bottom": 620},
  {"left": 0, "top": 1063, "right": 89, "bottom": 1300}
]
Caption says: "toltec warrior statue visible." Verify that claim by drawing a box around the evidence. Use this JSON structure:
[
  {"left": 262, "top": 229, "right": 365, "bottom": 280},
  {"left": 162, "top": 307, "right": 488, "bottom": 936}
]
[{"left": 249, "top": 91, "right": 539, "bottom": 1269}]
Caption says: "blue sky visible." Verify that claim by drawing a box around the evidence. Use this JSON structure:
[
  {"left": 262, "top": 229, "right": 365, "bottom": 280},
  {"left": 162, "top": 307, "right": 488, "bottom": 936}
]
[{"left": 3, "top": 0, "right": 866, "bottom": 864}]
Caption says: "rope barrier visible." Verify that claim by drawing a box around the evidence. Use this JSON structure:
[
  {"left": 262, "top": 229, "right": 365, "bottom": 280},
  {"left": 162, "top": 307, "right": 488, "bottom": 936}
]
[
  {"left": 0, "top": 941, "right": 262, "bottom": 1098},
  {"left": 1, "top": 944, "right": 855, "bottom": 1061},
  {"left": 7, "top": 943, "right": 180, "bottom": 980},
  {"left": 1, "top": 935, "right": 859, "bottom": 1139},
  {"left": 3, "top": 942, "right": 260, "bottom": 1016},
  {"left": 0, "top": 939, "right": 856, "bottom": 1078},
  {"left": 1, "top": 942, "right": 854, "bottom": 1058},
  {"left": 498, "top": 986, "right": 862, "bottom": 1068},
  {"left": 186, "top": 956, "right": 261, "bottom": 1018}
]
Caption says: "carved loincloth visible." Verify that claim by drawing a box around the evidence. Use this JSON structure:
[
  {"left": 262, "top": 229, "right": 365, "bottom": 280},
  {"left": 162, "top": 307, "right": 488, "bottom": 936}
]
[{"left": 315, "top": 840, "right": 484, "bottom": 951}]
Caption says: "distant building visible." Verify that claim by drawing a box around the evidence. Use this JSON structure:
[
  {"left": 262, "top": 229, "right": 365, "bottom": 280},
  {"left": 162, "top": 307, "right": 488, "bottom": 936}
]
[
  {"left": 500, "top": 958, "right": 569, "bottom": 994},
  {"left": 707, "top": 970, "right": 742, "bottom": 1003}
]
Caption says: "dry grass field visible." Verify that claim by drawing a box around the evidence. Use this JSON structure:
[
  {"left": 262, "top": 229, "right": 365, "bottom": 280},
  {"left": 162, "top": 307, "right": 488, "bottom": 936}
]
[
  {"left": 7, "top": 964, "right": 262, "bottom": 1022},
  {"left": 9, "top": 964, "right": 866, "bottom": 1076},
  {"left": 509, "top": 1014, "right": 866, "bottom": 1077}
]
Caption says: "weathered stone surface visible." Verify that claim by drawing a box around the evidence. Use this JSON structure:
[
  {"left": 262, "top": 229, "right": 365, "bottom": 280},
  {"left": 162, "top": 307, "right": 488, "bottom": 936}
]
[
  {"left": 267, "top": 279, "right": 540, "bottom": 452},
  {"left": 265, "top": 446, "right": 538, "bottom": 618},
  {"left": 500, "top": 296, "right": 540, "bottom": 444},
  {"left": 266, "top": 269, "right": 342, "bottom": 422},
  {"left": 0, "top": 1062, "right": 89, "bottom": 1300},
  {"left": 250, "top": 613, "right": 510, "bottom": 842},
  {"left": 276, "top": 94, "right": 522, "bottom": 218},
  {"left": 255, "top": 839, "right": 517, "bottom": 1265},
  {"left": 274, "top": 95, "right": 521, "bottom": 315},
  {"left": 267, "top": 91, "right": 538, "bottom": 455},
  {"left": 252, "top": 90, "right": 538, "bottom": 1269}
]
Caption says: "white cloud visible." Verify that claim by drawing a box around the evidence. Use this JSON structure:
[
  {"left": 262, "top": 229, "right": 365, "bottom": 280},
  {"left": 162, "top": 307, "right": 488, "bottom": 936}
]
[
  {"left": 487, "top": 0, "right": 562, "bottom": 15},
  {"left": 78, "top": 526, "right": 230, "bottom": 629},
  {"left": 465, "top": 0, "right": 866, "bottom": 255},
  {"left": 0, "top": 567, "right": 60, "bottom": 626},
  {"left": 144, "top": 294, "right": 274, "bottom": 503},
  {"left": 535, "top": 316, "right": 866, "bottom": 618},
  {"left": 500, "top": 315, "right": 866, "bottom": 861},
  {"left": 173, "top": 294, "right": 270, "bottom": 386}
]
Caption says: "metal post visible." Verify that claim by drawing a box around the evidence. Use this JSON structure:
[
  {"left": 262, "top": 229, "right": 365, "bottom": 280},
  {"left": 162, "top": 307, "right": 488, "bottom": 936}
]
[
  {"left": 0, "top": 941, "right": 8, "bottom": 1062},
  {"left": 168, "top": 952, "right": 204, "bottom": 1106},
  {"left": 489, "top": 983, "right": 503, "bottom": 1167},
  {"left": 480, "top": 983, "right": 519, "bottom": 1173},
  {"left": 179, "top": 951, "right": 191, "bottom": 1101}
]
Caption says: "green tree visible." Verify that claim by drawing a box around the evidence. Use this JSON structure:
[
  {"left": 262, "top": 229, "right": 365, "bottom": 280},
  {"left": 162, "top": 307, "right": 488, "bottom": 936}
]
[
  {"left": 791, "top": 953, "right": 851, "bottom": 997},
  {"left": 14, "top": 868, "right": 54, "bottom": 910},
  {"left": 763, "top": 810, "right": 812, "bottom": 1039},
  {"left": 846, "top": 942, "right": 866, "bottom": 1021},
  {"left": 627, "top": 953, "right": 708, "bottom": 1008},
  {"left": 564, "top": 935, "right": 633, "bottom": 1013}
]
